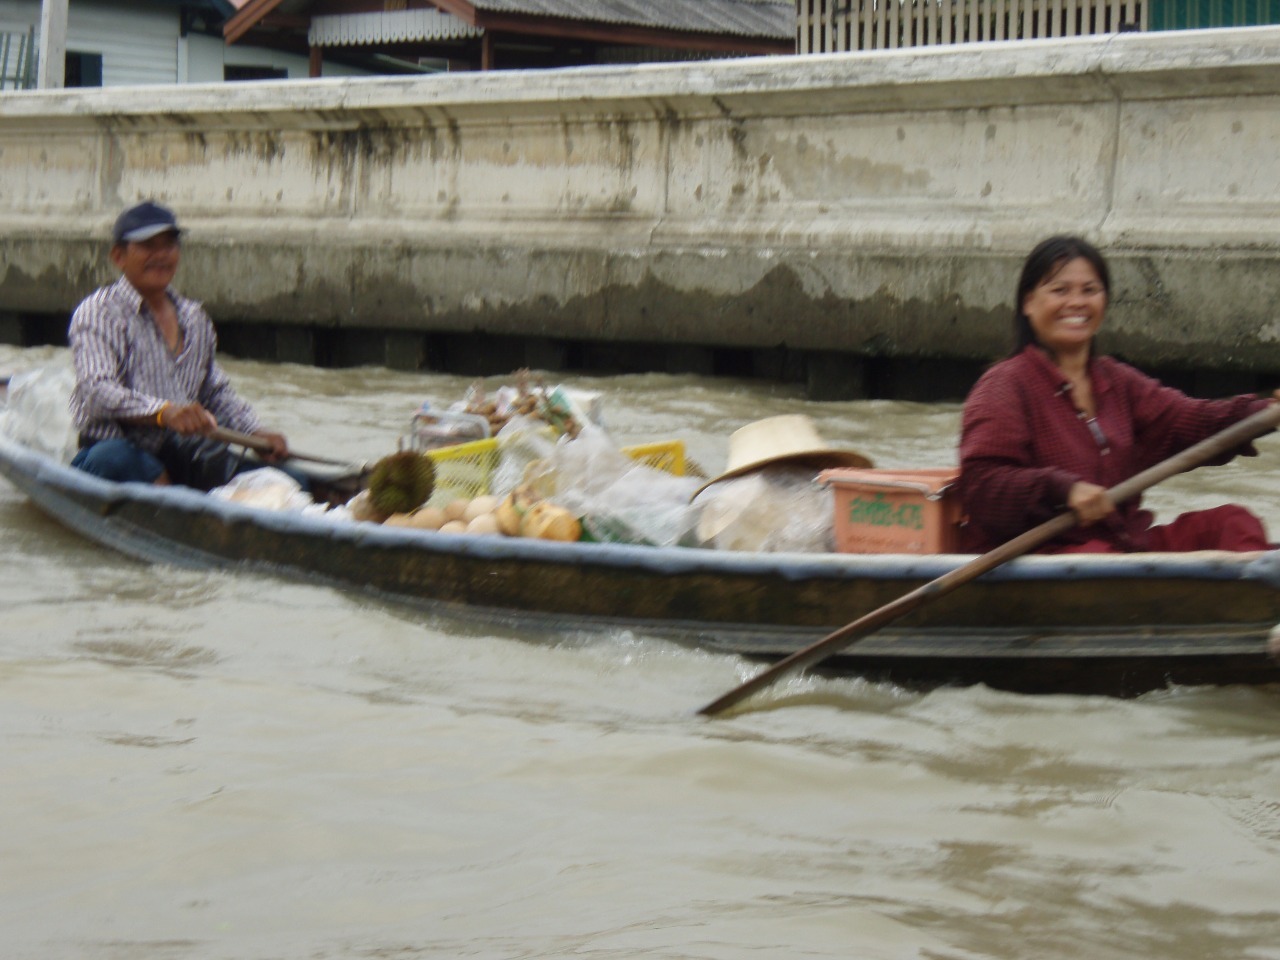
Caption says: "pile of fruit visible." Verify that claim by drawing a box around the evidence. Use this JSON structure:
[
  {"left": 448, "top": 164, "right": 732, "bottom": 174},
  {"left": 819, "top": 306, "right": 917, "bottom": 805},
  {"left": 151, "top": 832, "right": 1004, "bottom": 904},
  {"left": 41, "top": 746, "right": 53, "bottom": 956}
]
[
  {"left": 382, "top": 487, "right": 581, "bottom": 541},
  {"left": 347, "top": 452, "right": 581, "bottom": 542},
  {"left": 461, "top": 369, "right": 579, "bottom": 438}
]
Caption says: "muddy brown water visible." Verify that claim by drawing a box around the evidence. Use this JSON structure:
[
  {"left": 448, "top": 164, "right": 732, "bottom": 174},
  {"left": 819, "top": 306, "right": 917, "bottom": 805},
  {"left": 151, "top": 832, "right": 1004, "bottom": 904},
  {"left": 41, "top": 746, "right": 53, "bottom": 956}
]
[{"left": 3, "top": 345, "right": 1280, "bottom": 960}]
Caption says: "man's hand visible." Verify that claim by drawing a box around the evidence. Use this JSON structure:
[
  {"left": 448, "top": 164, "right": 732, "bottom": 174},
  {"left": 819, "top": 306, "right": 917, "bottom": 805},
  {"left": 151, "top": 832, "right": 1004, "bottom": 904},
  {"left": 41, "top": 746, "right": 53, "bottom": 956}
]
[
  {"left": 1066, "top": 481, "right": 1114, "bottom": 526},
  {"left": 156, "top": 401, "right": 217, "bottom": 436},
  {"left": 252, "top": 430, "right": 290, "bottom": 463}
]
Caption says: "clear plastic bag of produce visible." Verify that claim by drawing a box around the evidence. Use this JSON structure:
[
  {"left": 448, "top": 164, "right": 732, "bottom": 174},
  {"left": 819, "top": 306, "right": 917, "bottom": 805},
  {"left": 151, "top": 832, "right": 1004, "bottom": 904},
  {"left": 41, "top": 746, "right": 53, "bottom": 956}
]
[
  {"left": 490, "top": 415, "right": 559, "bottom": 498},
  {"left": 692, "top": 467, "right": 835, "bottom": 553},
  {"left": 549, "top": 423, "right": 703, "bottom": 548},
  {"left": 209, "top": 467, "right": 327, "bottom": 515},
  {"left": 0, "top": 363, "right": 78, "bottom": 463}
]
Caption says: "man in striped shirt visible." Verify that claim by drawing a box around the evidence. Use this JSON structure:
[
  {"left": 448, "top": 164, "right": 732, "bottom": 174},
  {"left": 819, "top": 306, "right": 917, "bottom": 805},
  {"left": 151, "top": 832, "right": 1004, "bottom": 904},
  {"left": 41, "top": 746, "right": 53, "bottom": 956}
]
[{"left": 68, "top": 201, "right": 292, "bottom": 490}]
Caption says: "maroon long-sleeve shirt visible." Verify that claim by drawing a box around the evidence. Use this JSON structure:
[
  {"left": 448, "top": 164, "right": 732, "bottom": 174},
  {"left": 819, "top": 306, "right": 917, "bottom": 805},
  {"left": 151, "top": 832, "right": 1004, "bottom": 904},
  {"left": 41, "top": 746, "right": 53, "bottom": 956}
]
[{"left": 958, "top": 346, "right": 1268, "bottom": 552}]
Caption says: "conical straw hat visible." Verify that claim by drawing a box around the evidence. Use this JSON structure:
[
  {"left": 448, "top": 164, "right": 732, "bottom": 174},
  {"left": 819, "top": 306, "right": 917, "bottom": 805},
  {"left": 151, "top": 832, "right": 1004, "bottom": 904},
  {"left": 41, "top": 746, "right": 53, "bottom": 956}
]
[{"left": 692, "top": 414, "right": 872, "bottom": 499}]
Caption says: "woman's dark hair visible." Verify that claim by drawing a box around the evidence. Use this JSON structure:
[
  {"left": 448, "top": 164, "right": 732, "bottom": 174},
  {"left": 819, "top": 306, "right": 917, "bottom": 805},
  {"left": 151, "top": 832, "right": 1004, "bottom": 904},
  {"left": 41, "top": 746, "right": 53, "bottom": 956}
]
[{"left": 1011, "top": 235, "right": 1110, "bottom": 355}]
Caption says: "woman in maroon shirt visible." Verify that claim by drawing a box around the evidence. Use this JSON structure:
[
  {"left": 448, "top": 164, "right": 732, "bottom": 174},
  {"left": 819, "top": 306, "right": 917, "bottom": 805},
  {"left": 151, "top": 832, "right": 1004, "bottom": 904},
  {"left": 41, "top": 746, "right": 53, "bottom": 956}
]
[{"left": 958, "top": 235, "right": 1279, "bottom": 553}]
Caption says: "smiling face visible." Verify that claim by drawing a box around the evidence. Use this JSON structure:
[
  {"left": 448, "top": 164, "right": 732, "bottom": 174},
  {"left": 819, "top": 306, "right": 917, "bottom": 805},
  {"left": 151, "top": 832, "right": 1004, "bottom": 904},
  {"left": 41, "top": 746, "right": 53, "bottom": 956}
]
[
  {"left": 1021, "top": 256, "right": 1107, "bottom": 359},
  {"left": 110, "top": 231, "right": 181, "bottom": 301}
]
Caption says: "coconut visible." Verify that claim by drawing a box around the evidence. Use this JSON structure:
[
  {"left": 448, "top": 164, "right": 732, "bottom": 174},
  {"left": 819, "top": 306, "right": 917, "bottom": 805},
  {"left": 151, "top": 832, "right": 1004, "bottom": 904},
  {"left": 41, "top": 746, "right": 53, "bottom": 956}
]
[
  {"left": 520, "top": 501, "right": 581, "bottom": 542},
  {"left": 463, "top": 494, "right": 500, "bottom": 522},
  {"left": 408, "top": 506, "right": 447, "bottom": 531},
  {"left": 495, "top": 495, "right": 524, "bottom": 536},
  {"left": 496, "top": 484, "right": 544, "bottom": 536},
  {"left": 367, "top": 451, "right": 436, "bottom": 517},
  {"left": 466, "top": 513, "right": 502, "bottom": 536},
  {"left": 443, "top": 498, "right": 471, "bottom": 522}
]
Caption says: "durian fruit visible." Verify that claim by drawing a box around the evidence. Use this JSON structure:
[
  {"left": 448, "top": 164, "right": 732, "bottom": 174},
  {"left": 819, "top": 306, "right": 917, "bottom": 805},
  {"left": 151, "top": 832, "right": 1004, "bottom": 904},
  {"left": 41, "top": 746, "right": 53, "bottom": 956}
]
[{"left": 367, "top": 451, "right": 436, "bottom": 517}]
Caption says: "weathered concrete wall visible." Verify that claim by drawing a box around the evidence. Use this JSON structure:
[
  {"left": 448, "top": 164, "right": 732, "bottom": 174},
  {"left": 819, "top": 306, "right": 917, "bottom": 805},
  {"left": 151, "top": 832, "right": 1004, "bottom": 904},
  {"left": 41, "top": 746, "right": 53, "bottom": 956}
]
[{"left": 4, "top": 27, "right": 1280, "bottom": 380}]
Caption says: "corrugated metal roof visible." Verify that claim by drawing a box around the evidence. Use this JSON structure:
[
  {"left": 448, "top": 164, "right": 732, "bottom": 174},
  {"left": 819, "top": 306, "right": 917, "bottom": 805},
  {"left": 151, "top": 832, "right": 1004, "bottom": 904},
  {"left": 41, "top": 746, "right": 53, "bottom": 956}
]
[
  {"left": 469, "top": 0, "right": 793, "bottom": 40},
  {"left": 235, "top": 1, "right": 792, "bottom": 45},
  {"left": 309, "top": 9, "right": 482, "bottom": 46}
]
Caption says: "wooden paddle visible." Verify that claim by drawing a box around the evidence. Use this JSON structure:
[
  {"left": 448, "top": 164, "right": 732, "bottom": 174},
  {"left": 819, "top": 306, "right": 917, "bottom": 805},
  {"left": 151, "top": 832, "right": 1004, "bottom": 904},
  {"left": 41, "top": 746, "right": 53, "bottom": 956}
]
[
  {"left": 697, "top": 402, "right": 1280, "bottom": 717},
  {"left": 210, "top": 425, "right": 365, "bottom": 470}
]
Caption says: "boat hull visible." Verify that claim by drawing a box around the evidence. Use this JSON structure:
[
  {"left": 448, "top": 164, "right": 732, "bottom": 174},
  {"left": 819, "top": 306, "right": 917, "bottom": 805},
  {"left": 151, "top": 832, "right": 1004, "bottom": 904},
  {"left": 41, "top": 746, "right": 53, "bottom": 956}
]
[{"left": 4, "top": 433, "right": 1279, "bottom": 696}]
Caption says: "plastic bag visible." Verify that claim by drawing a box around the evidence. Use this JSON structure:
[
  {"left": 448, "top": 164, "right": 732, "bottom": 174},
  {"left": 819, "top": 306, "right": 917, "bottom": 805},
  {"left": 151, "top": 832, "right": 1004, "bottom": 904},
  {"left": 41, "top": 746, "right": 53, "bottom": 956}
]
[
  {"left": 210, "top": 467, "right": 328, "bottom": 515},
  {"left": 550, "top": 423, "right": 703, "bottom": 547},
  {"left": 550, "top": 386, "right": 604, "bottom": 429},
  {"left": 490, "top": 415, "right": 559, "bottom": 498},
  {"left": 0, "top": 364, "right": 78, "bottom": 463},
  {"left": 693, "top": 466, "right": 835, "bottom": 553}
]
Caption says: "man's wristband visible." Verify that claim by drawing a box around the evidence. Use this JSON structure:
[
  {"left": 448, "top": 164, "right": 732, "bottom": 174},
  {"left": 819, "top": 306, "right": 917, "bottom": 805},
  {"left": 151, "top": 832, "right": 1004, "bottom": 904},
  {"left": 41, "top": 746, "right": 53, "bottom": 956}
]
[{"left": 155, "top": 402, "right": 170, "bottom": 428}]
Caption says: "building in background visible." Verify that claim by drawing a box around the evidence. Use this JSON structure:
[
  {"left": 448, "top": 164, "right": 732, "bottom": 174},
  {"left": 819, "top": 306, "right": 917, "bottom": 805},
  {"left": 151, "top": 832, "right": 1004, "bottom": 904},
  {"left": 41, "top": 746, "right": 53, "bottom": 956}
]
[
  {"left": 7, "top": 0, "right": 1280, "bottom": 90},
  {"left": 797, "top": 0, "right": 1280, "bottom": 53},
  {"left": 0, "top": 0, "right": 793, "bottom": 89},
  {"left": 224, "top": 0, "right": 795, "bottom": 75},
  {"left": 0, "top": 0, "right": 380, "bottom": 87}
]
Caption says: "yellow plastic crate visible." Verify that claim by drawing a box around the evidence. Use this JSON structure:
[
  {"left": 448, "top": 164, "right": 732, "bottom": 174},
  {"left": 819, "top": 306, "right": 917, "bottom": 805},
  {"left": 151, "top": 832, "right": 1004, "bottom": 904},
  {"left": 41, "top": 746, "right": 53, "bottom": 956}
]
[
  {"left": 619, "top": 439, "right": 685, "bottom": 477},
  {"left": 424, "top": 437, "right": 499, "bottom": 507},
  {"left": 423, "top": 437, "right": 685, "bottom": 507}
]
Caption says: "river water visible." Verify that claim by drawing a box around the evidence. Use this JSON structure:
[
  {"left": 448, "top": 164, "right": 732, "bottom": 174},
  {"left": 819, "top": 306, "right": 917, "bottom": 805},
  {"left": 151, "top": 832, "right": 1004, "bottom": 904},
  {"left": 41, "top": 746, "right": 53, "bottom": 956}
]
[{"left": 3, "top": 344, "right": 1280, "bottom": 960}]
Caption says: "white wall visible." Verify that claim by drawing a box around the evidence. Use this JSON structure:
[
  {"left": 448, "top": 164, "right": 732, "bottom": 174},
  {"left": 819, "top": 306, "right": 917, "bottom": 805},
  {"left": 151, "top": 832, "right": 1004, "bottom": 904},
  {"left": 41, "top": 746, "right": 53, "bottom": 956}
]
[
  {"left": 189, "top": 32, "right": 292, "bottom": 83},
  {"left": 0, "top": 0, "right": 36, "bottom": 35},
  {"left": 0, "top": 0, "right": 178, "bottom": 84}
]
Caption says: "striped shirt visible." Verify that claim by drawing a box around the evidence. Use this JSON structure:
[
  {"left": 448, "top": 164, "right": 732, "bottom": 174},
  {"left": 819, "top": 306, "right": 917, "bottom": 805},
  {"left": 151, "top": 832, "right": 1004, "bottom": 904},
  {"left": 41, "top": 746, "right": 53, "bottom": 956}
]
[{"left": 68, "top": 276, "right": 261, "bottom": 451}]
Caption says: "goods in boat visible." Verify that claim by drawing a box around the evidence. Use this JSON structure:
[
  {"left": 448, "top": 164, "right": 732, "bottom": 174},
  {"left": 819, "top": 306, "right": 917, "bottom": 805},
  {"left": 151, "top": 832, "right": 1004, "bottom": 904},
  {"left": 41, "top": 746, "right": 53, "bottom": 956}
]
[{"left": 366, "top": 451, "right": 436, "bottom": 516}]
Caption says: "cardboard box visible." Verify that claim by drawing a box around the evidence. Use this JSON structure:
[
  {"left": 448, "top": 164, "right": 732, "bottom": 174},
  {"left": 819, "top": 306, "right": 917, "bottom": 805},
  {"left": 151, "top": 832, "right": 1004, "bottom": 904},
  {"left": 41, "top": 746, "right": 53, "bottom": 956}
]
[{"left": 819, "top": 468, "right": 962, "bottom": 554}]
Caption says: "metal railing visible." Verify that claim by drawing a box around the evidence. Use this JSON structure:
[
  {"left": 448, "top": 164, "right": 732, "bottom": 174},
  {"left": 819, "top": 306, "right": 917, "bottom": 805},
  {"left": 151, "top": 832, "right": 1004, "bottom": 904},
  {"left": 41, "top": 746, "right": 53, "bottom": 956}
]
[
  {"left": 797, "top": 0, "right": 1146, "bottom": 52},
  {"left": 1, "top": 27, "right": 37, "bottom": 90}
]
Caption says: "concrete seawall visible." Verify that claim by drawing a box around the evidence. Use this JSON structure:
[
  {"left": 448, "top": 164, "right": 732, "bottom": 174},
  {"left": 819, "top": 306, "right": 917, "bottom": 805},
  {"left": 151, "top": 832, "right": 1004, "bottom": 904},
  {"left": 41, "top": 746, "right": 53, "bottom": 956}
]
[{"left": 4, "top": 27, "right": 1280, "bottom": 396}]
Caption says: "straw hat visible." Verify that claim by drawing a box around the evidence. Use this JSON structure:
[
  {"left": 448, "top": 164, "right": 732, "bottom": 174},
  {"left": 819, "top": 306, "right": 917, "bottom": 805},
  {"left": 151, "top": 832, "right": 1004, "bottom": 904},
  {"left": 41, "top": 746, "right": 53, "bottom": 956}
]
[{"left": 692, "top": 414, "right": 873, "bottom": 499}]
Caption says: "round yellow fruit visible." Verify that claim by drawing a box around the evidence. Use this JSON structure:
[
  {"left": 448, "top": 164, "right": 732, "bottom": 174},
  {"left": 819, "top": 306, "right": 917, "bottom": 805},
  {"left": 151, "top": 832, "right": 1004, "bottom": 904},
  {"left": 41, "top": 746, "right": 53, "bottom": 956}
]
[
  {"left": 463, "top": 495, "right": 500, "bottom": 522},
  {"left": 520, "top": 502, "right": 582, "bottom": 542},
  {"left": 443, "top": 498, "right": 471, "bottom": 522},
  {"left": 409, "top": 506, "right": 447, "bottom": 531},
  {"left": 466, "top": 513, "right": 502, "bottom": 535},
  {"left": 495, "top": 493, "right": 526, "bottom": 536}
]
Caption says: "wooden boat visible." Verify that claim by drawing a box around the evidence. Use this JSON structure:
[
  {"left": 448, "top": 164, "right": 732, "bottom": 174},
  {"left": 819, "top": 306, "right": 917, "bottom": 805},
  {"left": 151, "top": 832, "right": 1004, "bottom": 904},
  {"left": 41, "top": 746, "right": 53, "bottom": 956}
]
[{"left": 2, "top": 430, "right": 1279, "bottom": 697}]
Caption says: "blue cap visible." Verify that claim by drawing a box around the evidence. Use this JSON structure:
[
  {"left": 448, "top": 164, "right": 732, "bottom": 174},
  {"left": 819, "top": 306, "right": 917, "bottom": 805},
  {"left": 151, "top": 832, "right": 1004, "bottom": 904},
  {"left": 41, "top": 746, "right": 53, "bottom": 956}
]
[{"left": 112, "top": 201, "right": 181, "bottom": 244}]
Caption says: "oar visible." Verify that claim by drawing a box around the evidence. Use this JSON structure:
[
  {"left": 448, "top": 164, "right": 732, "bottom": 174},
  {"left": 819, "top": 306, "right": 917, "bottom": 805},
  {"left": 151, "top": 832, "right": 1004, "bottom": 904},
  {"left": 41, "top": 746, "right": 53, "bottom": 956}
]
[
  {"left": 698, "top": 402, "right": 1280, "bottom": 717},
  {"left": 211, "top": 426, "right": 366, "bottom": 472}
]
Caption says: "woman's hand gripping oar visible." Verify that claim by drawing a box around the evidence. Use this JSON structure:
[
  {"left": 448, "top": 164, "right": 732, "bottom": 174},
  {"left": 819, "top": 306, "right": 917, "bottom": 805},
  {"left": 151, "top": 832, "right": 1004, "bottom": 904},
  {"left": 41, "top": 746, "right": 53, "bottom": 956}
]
[{"left": 697, "top": 402, "right": 1280, "bottom": 718}]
